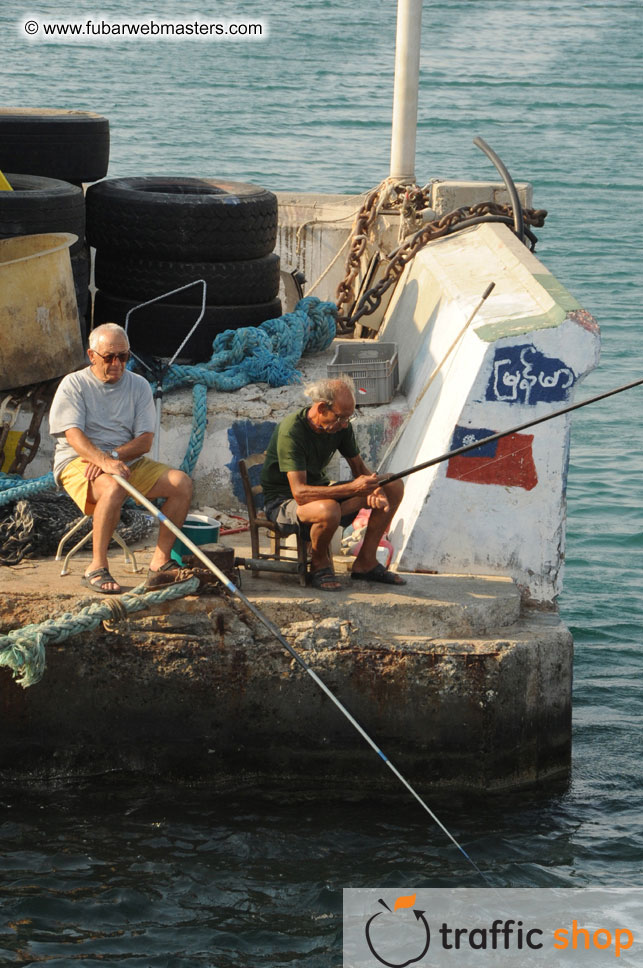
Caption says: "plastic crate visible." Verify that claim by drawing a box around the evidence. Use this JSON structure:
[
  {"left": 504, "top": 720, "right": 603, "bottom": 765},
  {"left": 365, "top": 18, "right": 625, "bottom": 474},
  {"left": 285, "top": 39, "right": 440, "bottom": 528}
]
[{"left": 327, "top": 341, "right": 399, "bottom": 405}]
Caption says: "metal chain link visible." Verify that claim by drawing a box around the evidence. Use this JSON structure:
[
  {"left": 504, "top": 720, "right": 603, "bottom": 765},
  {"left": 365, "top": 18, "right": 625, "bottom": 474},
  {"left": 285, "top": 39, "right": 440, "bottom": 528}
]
[
  {"left": 334, "top": 178, "right": 432, "bottom": 331},
  {"left": 0, "top": 378, "right": 61, "bottom": 476},
  {"left": 336, "top": 197, "right": 548, "bottom": 331}
]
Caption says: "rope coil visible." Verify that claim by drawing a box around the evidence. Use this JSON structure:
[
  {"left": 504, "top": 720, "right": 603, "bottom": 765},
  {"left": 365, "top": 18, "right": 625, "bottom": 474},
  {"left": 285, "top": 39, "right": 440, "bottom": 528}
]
[{"left": 0, "top": 576, "right": 200, "bottom": 688}]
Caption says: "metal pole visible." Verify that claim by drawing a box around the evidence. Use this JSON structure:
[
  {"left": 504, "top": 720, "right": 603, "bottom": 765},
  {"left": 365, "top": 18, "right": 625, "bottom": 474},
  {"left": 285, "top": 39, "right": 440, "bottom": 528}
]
[
  {"left": 124, "top": 279, "right": 207, "bottom": 463},
  {"left": 389, "top": 0, "right": 423, "bottom": 183}
]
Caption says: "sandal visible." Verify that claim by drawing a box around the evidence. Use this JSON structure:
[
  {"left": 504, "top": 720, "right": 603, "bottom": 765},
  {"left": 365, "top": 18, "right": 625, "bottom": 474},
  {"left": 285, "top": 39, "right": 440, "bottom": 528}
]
[
  {"left": 82, "top": 567, "right": 123, "bottom": 595},
  {"left": 351, "top": 562, "right": 407, "bottom": 585},
  {"left": 145, "top": 560, "right": 191, "bottom": 589},
  {"left": 310, "top": 566, "right": 342, "bottom": 592}
]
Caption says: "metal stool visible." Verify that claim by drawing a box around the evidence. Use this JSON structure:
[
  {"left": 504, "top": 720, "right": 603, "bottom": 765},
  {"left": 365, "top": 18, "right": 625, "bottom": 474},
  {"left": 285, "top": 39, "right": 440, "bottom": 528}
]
[{"left": 55, "top": 514, "right": 142, "bottom": 577}]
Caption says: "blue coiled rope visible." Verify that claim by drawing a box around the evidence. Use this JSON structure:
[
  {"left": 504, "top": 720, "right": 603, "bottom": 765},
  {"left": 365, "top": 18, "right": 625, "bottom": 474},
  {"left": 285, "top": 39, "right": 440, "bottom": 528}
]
[
  {"left": 159, "top": 296, "right": 336, "bottom": 393},
  {"left": 0, "top": 472, "right": 55, "bottom": 507}
]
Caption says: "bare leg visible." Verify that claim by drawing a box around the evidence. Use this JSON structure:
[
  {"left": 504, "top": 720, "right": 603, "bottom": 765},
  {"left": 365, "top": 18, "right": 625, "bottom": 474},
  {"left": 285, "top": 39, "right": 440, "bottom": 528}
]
[
  {"left": 297, "top": 498, "right": 341, "bottom": 573},
  {"left": 145, "top": 469, "right": 193, "bottom": 572},
  {"left": 352, "top": 479, "right": 404, "bottom": 574},
  {"left": 85, "top": 474, "right": 128, "bottom": 591}
]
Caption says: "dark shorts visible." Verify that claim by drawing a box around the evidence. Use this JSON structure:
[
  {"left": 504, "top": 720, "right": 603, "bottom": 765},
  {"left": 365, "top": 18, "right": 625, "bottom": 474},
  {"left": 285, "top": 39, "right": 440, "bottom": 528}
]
[{"left": 264, "top": 495, "right": 359, "bottom": 540}]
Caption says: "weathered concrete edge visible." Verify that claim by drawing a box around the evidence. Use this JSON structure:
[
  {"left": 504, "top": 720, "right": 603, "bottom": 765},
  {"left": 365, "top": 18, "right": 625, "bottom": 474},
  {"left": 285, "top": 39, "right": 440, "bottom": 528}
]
[{"left": 0, "top": 591, "right": 572, "bottom": 793}]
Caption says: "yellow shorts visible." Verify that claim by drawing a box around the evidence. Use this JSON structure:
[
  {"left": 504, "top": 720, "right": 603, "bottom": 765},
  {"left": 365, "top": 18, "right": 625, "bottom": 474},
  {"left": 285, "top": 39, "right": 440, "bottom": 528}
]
[{"left": 59, "top": 456, "right": 171, "bottom": 515}]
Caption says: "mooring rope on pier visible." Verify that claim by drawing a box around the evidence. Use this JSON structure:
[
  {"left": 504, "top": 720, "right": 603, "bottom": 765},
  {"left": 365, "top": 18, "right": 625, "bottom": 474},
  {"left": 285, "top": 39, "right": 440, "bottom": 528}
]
[
  {"left": 156, "top": 296, "right": 336, "bottom": 393},
  {"left": 179, "top": 383, "right": 208, "bottom": 478},
  {"left": 0, "top": 576, "right": 200, "bottom": 689},
  {"left": 0, "top": 472, "right": 56, "bottom": 507}
]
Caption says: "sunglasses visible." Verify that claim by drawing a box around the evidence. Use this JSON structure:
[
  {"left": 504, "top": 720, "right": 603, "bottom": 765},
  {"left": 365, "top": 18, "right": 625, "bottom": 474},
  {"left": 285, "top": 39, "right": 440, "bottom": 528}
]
[{"left": 91, "top": 349, "right": 130, "bottom": 365}]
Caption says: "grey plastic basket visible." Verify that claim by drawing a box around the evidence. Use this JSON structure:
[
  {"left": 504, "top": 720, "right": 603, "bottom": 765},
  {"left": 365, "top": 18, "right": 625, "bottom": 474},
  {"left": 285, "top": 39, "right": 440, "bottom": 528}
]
[{"left": 327, "top": 341, "right": 399, "bottom": 405}]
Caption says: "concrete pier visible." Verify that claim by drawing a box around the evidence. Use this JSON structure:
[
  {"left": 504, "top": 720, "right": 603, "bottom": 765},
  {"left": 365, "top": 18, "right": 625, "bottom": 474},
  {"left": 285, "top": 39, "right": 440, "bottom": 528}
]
[{"left": 0, "top": 536, "right": 572, "bottom": 793}]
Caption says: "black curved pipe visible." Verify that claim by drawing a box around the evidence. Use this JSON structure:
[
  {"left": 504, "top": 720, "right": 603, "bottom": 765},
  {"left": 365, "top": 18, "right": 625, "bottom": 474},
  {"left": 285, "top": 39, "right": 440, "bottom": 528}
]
[
  {"left": 473, "top": 136, "right": 525, "bottom": 244},
  {"left": 440, "top": 214, "right": 538, "bottom": 249}
]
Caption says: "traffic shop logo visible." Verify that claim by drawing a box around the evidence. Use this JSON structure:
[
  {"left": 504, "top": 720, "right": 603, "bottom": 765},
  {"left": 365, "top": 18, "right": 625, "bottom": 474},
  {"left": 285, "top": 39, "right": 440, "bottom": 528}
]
[{"left": 365, "top": 894, "right": 430, "bottom": 967}]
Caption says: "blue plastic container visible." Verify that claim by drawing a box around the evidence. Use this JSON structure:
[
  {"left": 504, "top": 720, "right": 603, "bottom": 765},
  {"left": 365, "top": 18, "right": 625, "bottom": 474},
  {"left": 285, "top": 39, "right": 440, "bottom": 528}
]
[{"left": 171, "top": 513, "right": 220, "bottom": 564}]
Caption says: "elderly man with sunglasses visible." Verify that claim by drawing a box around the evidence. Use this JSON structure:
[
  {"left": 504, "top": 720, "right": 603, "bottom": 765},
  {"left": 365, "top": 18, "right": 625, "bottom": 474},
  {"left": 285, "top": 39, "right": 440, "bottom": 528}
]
[
  {"left": 260, "top": 376, "right": 405, "bottom": 591},
  {"left": 49, "top": 322, "right": 192, "bottom": 594}
]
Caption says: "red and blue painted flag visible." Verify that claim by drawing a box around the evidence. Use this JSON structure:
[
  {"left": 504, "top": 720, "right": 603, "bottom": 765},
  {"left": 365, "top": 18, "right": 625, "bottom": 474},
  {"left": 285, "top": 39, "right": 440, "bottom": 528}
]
[{"left": 446, "top": 426, "right": 538, "bottom": 491}]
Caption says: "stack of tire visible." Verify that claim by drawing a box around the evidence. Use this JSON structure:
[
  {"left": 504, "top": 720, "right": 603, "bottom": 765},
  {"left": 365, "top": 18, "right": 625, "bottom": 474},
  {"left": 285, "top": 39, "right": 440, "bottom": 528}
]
[
  {"left": 87, "top": 176, "right": 282, "bottom": 362},
  {"left": 0, "top": 108, "right": 110, "bottom": 341}
]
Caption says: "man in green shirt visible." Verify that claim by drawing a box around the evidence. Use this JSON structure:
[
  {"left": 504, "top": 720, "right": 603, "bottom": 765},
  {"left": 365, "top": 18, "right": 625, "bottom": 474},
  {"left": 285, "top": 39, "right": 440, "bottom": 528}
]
[{"left": 261, "top": 376, "right": 405, "bottom": 590}]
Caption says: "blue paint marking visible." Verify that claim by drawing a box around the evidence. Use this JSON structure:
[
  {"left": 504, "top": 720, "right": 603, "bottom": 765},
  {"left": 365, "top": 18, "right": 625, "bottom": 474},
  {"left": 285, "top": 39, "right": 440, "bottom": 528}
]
[
  {"left": 486, "top": 344, "right": 576, "bottom": 405},
  {"left": 450, "top": 426, "right": 498, "bottom": 457},
  {"left": 158, "top": 511, "right": 168, "bottom": 523},
  {"left": 378, "top": 750, "right": 388, "bottom": 763},
  {"left": 226, "top": 420, "right": 277, "bottom": 506}
]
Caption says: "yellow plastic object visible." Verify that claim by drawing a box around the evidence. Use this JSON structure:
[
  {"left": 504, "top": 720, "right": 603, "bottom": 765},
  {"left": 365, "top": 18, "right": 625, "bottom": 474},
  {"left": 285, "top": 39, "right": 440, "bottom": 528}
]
[
  {"left": 0, "top": 430, "right": 20, "bottom": 472},
  {"left": 0, "top": 169, "right": 12, "bottom": 190},
  {"left": 0, "top": 232, "right": 85, "bottom": 391}
]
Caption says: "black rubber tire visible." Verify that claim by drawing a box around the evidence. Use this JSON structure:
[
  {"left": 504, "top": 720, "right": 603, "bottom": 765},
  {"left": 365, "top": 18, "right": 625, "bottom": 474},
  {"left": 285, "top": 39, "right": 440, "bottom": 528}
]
[
  {"left": 93, "top": 290, "right": 283, "bottom": 362},
  {"left": 0, "top": 108, "right": 109, "bottom": 183},
  {"left": 86, "top": 177, "right": 278, "bottom": 261},
  {"left": 94, "top": 251, "right": 281, "bottom": 306},
  {"left": 0, "top": 174, "right": 85, "bottom": 253},
  {"left": 71, "top": 244, "right": 91, "bottom": 319}
]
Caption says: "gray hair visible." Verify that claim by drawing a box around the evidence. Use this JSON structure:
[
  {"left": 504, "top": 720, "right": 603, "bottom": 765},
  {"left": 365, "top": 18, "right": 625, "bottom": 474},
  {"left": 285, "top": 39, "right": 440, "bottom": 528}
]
[
  {"left": 305, "top": 374, "right": 355, "bottom": 405},
  {"left": 89, "top": 323, "right": 130, "bottom": 350}
]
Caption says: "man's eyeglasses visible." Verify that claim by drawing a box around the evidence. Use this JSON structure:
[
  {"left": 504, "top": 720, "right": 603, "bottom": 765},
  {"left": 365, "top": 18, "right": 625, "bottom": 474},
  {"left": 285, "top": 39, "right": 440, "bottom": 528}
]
[
  {"left": 326, "top": 404, "right": 358, "bottom": 425},
  {"left": 91, "top": 350, "right": 130, "bottom": 365}
]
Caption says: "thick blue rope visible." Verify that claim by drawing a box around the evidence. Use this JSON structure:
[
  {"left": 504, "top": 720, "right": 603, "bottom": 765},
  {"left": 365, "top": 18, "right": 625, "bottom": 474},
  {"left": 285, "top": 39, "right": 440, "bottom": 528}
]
[
  {"left": 180, "top": 383, "right": 208, "bottom": 477},
  {"left": 0, "top": 577, "right": 200, "bottom": 687},
  {"left": 159, "top": 297, "right": 336, "bottom": 393},
  {"left": 0, "top": 472, "right": 55, "bottom": 506},
  {"left": 160, "top": 296, "right": 336, "bottom": 474}
]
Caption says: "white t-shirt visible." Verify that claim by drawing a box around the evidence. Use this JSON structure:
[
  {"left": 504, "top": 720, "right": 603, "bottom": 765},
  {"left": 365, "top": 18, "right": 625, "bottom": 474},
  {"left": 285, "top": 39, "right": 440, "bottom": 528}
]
[{"left": 49, "top": 366, "right": 156, "bottom": 483}]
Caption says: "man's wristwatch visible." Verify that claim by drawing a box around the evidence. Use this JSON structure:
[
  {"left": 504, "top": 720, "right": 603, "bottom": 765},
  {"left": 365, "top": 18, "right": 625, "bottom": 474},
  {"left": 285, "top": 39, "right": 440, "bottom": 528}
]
[{"left": 109, "top": 449, "right": 119, "bottom": 460}]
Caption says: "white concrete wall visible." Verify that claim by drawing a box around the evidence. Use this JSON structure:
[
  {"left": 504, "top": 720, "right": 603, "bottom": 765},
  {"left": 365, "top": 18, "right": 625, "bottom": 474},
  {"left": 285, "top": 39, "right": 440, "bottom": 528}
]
[{"left": 380, "top": 222, "right": 600, "bottom": 603}]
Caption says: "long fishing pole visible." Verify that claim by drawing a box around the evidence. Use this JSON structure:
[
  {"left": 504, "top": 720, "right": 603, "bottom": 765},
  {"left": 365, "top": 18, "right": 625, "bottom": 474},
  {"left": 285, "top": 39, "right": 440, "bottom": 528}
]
[
  {"left": 382, "top": 375, "right": 643, "bottom": 485},
  {"left": 112, "top": 473, "right": 488, "bottom": 883}
]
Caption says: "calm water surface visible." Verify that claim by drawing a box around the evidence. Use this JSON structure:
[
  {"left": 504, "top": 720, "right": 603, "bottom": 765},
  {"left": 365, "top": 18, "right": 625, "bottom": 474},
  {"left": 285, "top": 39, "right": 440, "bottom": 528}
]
[{"left": 1, "top": 0, "right": 642, "bottom": 963}]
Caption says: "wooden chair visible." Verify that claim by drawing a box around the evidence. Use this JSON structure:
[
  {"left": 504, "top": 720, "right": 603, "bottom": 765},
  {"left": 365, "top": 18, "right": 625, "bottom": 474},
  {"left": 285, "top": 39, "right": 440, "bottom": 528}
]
[{"left": 238, "top": 453, "right": 309, "bottom": 586}]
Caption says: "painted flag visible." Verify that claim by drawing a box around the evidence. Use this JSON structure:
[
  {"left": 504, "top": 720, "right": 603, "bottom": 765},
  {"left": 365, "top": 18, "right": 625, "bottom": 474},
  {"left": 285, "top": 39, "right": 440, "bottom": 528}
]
[{"left": 446, "top": 425, "right": 538, "bottom": 491}]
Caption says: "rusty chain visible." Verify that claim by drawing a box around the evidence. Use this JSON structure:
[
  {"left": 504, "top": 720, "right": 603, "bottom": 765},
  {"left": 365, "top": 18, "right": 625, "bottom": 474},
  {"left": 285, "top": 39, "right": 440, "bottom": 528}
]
[
  {"left": 335, "top": 179, "right": 432, "bottom": 330},
  {"left": 0, "top": 378, "right": 61, "bottom": 476},
  {"left": 335, "top": 196, "right": 548, "bottom": 332}
]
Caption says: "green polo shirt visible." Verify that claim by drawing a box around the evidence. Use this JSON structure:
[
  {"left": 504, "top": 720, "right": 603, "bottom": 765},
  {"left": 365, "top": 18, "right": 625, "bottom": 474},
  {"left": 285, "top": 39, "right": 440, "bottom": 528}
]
[{"left": 260, "top": 407, "right": 359, "bottom": 504}]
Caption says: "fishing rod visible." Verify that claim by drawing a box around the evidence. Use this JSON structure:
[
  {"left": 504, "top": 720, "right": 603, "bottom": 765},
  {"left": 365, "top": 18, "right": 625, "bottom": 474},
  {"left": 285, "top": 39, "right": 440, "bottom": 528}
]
[
  {"left": 382, "top": 375, "right": 643, "bottom": 485},
  {"left": 112, "top": 472, "right": 489, "bottom": 884}
]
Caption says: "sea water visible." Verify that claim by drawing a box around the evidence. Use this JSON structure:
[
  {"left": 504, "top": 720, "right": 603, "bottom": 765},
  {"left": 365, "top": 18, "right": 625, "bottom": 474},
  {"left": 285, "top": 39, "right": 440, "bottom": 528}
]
[{"left": 1, "top": 0, "right": 642, "bottom": 964}]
